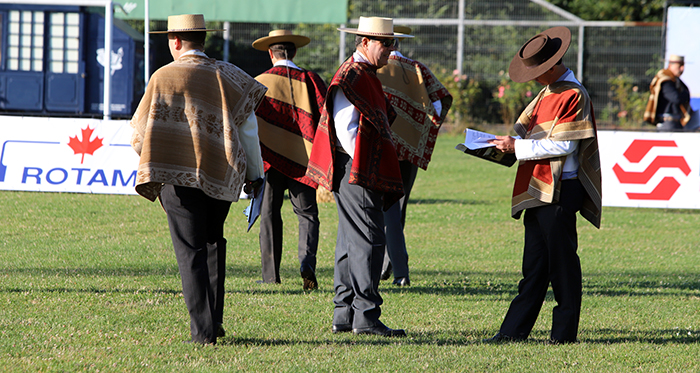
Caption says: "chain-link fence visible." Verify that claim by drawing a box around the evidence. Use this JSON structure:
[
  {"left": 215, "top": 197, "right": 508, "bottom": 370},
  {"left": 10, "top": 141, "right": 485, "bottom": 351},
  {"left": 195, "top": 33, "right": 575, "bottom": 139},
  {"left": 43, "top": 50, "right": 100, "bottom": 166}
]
[{"left": 150, "top": 0, "right": 664, "bottom": 127}]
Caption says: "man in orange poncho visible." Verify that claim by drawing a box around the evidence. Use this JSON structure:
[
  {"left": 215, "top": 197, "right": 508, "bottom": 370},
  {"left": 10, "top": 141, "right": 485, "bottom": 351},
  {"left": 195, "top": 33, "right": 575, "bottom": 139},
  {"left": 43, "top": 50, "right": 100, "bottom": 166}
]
[{"left": 487, "top": 26, "right": 602, "bottom": 344}]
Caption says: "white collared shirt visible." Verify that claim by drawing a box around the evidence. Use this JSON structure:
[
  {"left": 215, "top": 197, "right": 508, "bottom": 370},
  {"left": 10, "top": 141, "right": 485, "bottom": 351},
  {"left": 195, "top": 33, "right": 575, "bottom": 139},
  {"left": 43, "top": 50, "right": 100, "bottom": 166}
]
[
  {"left": 514, "top": 68, "right": 581, "bottom": 178},
  {"left": 331, "top": 51, "right": 370, "bottom": 157},
  {"left": 273, "top": 59, "right": 302, "bottom": 70}
]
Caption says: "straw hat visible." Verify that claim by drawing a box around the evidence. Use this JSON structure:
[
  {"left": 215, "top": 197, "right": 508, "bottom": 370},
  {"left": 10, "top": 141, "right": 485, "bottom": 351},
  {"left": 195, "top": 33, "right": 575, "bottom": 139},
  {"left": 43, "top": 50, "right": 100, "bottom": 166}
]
[
  {"left": 508, "top": 26, "right": 571, "bottom": 83},
  {"left": 337, "top": 17, "right": 414, "bottom": 38},
  {"left": 393, "top": 25, "right": 412, "bottom": 35},
  {"left": 149, "top": 14, "right": 224, "bottom": 34},
  {"left": 252, "top": 30, "right": 311, "bottom": 51},
  {"left": 668, "top": 54, "right": 685, "bottom": 64}
]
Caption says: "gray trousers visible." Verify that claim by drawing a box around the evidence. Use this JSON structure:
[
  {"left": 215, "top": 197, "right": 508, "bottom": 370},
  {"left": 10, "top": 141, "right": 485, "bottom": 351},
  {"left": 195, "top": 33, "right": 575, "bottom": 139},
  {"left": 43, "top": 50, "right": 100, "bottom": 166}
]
[
  {"left": 160, "top": 184, "right": 231, "bottom": 344},
  {"left": 332, "top": 151, "right": 385, "bottom": 329},
  {"left": 259, "top": 167, "right": 319, "bottom": 283},
  {"left": 382, "top": 160, "right": 419, "bottom": 279}
]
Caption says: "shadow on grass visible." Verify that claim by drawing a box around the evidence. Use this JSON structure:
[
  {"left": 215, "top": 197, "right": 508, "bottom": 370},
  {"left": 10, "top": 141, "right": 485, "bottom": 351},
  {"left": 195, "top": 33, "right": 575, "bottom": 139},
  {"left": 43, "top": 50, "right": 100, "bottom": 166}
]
[
  {"left": 218, "top": 328, "right": 700, "bottom": 346},
  {"left": 1, "top": 267, "right": 698, "bottom": 297},
  {"left": 407, "top": 198, "right": 494, "bottom": 206},
  {"left": 583, "top": 328, "right": 700, "bottom": 344}
]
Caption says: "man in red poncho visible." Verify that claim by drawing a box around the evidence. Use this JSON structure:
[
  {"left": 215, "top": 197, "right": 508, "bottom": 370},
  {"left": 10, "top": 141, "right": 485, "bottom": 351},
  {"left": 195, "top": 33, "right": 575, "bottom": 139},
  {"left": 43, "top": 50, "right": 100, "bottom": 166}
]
[{"left": 306, "top": 16, "right": 412, "bottom": 337}]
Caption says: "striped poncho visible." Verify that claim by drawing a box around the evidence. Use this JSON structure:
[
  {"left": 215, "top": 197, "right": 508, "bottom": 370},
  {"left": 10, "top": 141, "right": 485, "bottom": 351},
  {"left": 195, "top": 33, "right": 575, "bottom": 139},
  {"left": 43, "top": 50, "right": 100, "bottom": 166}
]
[
  {"left": 376, "top": 54, "right": 453, "bottom": 170},
  {"left": 511, "top": 81, "right": 602, "bottom": 228},
  {"left": 255, "top": 65, "right": 327, "bottom": 188}
]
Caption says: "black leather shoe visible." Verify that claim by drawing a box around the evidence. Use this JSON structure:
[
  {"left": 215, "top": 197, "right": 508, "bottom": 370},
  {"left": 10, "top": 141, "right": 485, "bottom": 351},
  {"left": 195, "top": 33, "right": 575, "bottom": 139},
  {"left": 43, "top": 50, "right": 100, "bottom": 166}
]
[
  {"left": 392, "top": 277, "right": 410, "bottom": 286},
  {"left": 353, "top": 324, "right": 406, "bottom": 337},
  {"left": 332, "top": 324, "right": 352, "bottom": 333},
  {"left": 380, "top": 262, "right": 393, "bottom": 281},
  {"left": 482, "top": 332, "right": 520, "bottom": 343},
  {"left": 301, "top": 266, "right": 318, "bottom": 290},
  {"left": 216, "top": 324, "right": 226, "bottom": 338}
]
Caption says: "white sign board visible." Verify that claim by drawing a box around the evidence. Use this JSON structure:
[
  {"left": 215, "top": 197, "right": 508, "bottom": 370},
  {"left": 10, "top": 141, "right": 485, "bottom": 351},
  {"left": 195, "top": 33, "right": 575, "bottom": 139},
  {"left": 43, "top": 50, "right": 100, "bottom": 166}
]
[
  {"left": 598, "top": 130, "right": 700, "bottom": 209},
  {"left": 667, "top": 6, "right": 700, "bottom": 110},
  {"left": 0, "top": 116, "right": 139, "bottom": 195}
]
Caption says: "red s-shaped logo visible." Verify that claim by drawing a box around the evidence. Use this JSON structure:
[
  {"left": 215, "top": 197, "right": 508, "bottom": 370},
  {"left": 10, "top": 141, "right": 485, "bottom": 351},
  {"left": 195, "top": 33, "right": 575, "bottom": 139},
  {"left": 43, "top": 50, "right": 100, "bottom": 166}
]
[{"left": 613, "top": 140, "right": 691, "bottom": 200}]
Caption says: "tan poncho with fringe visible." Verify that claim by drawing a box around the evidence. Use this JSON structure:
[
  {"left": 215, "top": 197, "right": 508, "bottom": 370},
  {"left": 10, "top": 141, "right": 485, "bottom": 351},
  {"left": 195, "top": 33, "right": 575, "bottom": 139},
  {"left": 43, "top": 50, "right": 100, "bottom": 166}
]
[{"left": 130, "top": 55, "right": 267, "bottom": 202}]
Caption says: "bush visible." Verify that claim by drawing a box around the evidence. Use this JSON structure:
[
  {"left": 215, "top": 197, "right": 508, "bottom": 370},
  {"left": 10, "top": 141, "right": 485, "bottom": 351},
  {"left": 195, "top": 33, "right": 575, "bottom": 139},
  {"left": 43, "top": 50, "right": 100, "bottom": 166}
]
[
  {"left": 492, "top": 71, "right": 539, "bottom": 126},
  {"left": 602, "top": 73, "right": 648, "bottom": 128}
]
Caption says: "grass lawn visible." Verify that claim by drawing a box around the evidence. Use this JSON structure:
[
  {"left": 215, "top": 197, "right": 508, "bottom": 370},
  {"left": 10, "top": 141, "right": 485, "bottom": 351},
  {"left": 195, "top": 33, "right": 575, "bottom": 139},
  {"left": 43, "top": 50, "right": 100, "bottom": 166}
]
[{"left": 1, "top": 134, "right": 699, "bottom": 372}]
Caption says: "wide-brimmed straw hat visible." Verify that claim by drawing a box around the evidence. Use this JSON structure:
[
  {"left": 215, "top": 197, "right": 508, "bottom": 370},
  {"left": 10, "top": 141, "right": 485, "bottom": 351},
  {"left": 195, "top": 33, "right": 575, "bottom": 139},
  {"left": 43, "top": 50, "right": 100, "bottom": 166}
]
[
  {"left": 668, "top": 54, "right": 685, "bottom": 64},
  {"left": 252, "top": 30, "right": 311, "bottom": 51},
  {"left": 337, "top": 17, "right": 414, "bottom": 39},
  {"left": 149, "top": 14, "right": 224, "bottom": 34},
  {"left": 508, "top": 26, "right": 571, "bottom": 83}
]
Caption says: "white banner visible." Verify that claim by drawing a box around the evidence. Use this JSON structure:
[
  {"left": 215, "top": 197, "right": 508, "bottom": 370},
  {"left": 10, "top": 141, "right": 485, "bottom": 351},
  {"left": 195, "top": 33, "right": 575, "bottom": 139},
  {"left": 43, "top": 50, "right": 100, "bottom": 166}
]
[
  {"left": 2, "top": 119, "right": 700, "bottom": 210},
  {"left": 599, "top": 130, "right": 700, "bottom": 209},
  {"left": 0, "top": 115, "right": 139, "bottom": 195}
]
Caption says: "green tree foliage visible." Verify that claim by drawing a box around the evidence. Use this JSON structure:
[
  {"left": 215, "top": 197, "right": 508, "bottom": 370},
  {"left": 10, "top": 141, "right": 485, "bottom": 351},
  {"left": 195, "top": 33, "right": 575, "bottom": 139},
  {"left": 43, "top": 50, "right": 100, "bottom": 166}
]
[{"left": 548, "top": 0, "right": 665, "bottom": 21}]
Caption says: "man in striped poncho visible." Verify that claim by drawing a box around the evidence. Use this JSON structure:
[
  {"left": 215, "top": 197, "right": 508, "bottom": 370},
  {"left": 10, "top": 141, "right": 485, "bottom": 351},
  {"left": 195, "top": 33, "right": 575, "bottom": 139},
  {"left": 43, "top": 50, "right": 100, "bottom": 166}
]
[{"left": 252, "top": 30, "right": 327, "bottom": 290}]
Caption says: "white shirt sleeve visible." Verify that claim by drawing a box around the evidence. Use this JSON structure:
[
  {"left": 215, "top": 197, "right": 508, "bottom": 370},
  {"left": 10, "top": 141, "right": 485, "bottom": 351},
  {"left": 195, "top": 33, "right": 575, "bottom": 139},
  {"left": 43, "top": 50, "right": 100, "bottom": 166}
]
[
  {"left": 332, "top": 88, "right": 360, "bottom": 158},
  {"left": 238, "top": 110, "right": 265, "bottom": 180},
  {"left": 514, "top": 139, "right": 579, "bottom": 160}
]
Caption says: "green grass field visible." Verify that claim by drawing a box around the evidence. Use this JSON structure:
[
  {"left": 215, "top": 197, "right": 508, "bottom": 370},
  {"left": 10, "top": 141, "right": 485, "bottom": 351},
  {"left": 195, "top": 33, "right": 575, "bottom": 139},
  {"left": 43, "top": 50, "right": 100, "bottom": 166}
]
[{"left": 2, "top": 134, "right": 699, "bottom": 372}]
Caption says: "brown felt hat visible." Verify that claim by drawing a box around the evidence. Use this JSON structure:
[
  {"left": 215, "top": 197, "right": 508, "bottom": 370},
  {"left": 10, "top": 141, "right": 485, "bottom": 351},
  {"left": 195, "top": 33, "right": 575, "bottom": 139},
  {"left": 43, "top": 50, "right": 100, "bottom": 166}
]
[
  {"left": 508, "top": 26, "right": 571, "bottom": 83},
  {"left": 149, "top": 14, "right": 224, "bottom": 34},
  {"left": 252, "top": 30, "right": 310, "bottom": 51}
]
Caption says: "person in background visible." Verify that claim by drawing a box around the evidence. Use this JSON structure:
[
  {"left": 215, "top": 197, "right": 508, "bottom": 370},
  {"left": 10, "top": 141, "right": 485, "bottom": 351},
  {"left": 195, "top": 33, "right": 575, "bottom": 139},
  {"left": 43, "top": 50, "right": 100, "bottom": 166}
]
[
  {"left": 486, "top": 26, "right": 602, "bottom": 344},
  {"left": 376, "top": 25, "right": 453, "bottom": 287},
  {"left": 306, "top": 16, "right": 411, "bottom": 337},
  {"left": 644, "top": 54, "right": 695, "bottom": 132},
  {"left": 252, "top": 30, "right": 327, "bottom": 290},
  {"left": 130, "top": 14, "right": 267, "bottom": 345}
]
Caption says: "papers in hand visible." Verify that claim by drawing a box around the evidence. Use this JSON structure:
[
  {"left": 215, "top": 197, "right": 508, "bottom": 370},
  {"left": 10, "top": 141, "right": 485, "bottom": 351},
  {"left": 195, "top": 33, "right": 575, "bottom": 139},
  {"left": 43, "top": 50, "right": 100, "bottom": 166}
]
[
  {"left": 461, "top": 128, "right": 499, "bottom": 150},
  {"left": 243, "top": 176, "right": 265, "bottom": 232},
  {"left": 455, "top": 129, "right": 518, "bottom": 167}
]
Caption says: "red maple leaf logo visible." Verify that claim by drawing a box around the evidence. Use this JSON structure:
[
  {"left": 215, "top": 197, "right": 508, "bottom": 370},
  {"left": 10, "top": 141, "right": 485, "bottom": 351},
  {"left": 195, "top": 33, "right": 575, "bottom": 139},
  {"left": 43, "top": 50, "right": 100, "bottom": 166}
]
[{"left": 68, "top": 126, "right": 104, "bottom": 164}]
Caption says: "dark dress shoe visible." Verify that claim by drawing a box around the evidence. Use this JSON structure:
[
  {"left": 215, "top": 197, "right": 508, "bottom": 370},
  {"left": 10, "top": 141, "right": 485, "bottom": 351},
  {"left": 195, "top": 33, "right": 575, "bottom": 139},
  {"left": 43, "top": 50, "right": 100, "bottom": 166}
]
[
  {"left": 353, "top": 324, "right": 406, "bottom": 337},
  {"left": 332, "top": 324, "right": 352, "bottom": 333},
  {"left": 482, "top": 332, "right": 521, "bottom": 343},
  {"left": 300, "top": 266, "right": 318, "bottom": 290},
  {"left": 380, "top": 262, "right": 393, "bottom": 281},
  {"left": 216, "top": 324, "right": 226, "bottom": 338},
  {"left": 392, "top": 277, "right": 410, "bottom": 286}
]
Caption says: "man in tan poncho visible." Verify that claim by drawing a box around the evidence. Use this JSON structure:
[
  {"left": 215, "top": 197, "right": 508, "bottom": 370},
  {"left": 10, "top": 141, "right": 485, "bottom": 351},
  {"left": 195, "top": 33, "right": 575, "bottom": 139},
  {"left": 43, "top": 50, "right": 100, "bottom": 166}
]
[
  {"left": 644, "top": 54, "right": 694, "bottom": 132},
  {"left": 130, "top": 14, "right": 267, "bottom": 345}
]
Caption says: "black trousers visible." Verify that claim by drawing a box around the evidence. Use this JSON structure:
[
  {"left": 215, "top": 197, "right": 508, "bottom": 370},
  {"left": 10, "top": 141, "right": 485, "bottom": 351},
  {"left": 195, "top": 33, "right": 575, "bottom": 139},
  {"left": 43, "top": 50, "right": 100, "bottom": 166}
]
[
  {"left": 499, "top": 179, "right": 585, "bottom": 342},
  {"left": 160, "top": 184, "right": 231, "bottom": 344},
  {"left": 259, "top": 167, "right": 320, "bottom": 283},
  {"left": 332, "top": 151, "right": 386, "bottom": 329}
]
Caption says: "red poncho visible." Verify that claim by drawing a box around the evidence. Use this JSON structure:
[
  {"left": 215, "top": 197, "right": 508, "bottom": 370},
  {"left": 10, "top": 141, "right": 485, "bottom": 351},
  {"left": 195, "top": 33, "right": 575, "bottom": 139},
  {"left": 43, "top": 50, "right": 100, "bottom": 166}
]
[{"left": 306, "top": 58, "right": 404, "bottom": 209}]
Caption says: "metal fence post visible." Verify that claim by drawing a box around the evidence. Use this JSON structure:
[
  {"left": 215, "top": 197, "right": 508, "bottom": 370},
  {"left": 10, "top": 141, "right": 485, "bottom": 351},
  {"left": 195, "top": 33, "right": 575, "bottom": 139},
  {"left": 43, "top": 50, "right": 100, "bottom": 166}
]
[{"left": 457, "top": 0, "right": 465, "bottom": 75}]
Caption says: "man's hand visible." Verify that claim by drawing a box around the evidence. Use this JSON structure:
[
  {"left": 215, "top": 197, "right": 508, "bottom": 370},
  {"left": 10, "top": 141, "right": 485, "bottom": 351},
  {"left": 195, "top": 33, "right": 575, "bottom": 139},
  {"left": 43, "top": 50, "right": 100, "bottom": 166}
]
[
  {"left": 489, "top": 135, "right": 516, "bottom": 154},
  {"left": 244, "top": 178, "right": 264, "bottom": 196}
]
